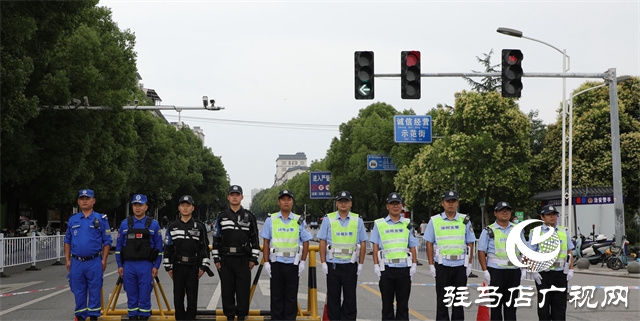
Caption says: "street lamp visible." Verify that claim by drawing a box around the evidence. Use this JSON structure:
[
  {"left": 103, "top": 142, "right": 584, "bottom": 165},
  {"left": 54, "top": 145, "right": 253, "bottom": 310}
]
[
  {"left": 567, "top": 75, "right": 631, "bottom": 236},
  {"left": 497, "top": 27, "right": 572, "bottom": 232}
]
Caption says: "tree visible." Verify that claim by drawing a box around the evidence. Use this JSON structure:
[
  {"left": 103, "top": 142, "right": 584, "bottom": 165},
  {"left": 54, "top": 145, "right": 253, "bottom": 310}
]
[
  {"left": 396, "top": 91, "right": 532, "bottom": 226},
  {"left": 463, "top": 49, "right": 501, "bottom": 93}
]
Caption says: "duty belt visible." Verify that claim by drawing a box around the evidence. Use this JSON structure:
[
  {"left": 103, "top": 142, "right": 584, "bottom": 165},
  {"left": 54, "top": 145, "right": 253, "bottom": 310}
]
[
  {"left": 274, "top": 251, "right": 297, "bottom": 257},
  {"left": 71, "top": 253, "right": 101, "bottom": 262},
  {"left": 222, "top": 246, "right": 246, "bottom": 255},
  {"left": 386, "top": 258, "right": 404, "bottom": 264},
  {"left": 176, "top": 256, "right": 198, "bottom": 264},
  {"left": 440, "top": 254, "right": 465, "bottom": 260}
]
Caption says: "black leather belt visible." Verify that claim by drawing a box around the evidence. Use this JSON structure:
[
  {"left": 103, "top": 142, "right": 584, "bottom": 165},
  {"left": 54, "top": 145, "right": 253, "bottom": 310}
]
[{"left": 71, "top": 253, "right": 101, "bottom": 262}]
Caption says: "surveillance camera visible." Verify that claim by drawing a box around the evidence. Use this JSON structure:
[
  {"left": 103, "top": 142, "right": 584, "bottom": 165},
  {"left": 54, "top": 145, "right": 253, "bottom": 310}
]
[
  {"left": 134, "top": 100, "right": 139, "bottom": 105},
  {"left": 210, "top": 99, "right": 215, "bottom": 106},
  {"left": 202, "top": 96, "right": 209, "bottom": 108},
  {"left": 127, "top": 100, "right": 132, "bottom": 105}
]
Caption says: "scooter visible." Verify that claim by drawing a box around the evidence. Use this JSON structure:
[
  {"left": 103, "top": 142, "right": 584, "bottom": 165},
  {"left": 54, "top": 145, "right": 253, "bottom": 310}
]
[
  {"left": 606, "top": 235, "right": 630, "bottom": 270},
  {"left": 573, "top": 232, "right": 614, "bottom": 266}
]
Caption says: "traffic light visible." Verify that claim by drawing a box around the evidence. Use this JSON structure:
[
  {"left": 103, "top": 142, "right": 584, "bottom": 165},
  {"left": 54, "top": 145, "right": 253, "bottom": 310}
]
[
  {"left": 501, "top": 49, "right": 524, "bottom": 98},
  {"left": 401, "top": 51, "right": 421, "bottom": 99},
  {"left": 354, "top": 51, "right": 374, "bottom": 100}
]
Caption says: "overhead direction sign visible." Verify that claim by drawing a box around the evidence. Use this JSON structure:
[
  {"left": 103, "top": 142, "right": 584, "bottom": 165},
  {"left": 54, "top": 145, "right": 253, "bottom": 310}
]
[
  {"left": 367, "top": 154, "right": 398, "bottom": 171},
  {"left": 309, "top": 171, "right": 332, "bottom": 199},
  {"left": 394, "top": 115, "right": 432, "bottom": 143}
]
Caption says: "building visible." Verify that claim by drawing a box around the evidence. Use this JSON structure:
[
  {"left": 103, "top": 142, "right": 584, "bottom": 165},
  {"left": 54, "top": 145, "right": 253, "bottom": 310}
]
[{"left": 273, "top": 152, "right": 309, "bottom": 186}]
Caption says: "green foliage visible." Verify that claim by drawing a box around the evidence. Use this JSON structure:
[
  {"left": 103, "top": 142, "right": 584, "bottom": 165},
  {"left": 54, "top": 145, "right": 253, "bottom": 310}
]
[
  {"left": 0, "top": 2, "right": 228, "bottom": 227},
  {"left": 396, "top": 91, "right": 532, "bottom": 225},
  {"left": 463, "top": 49, "right": 501, "bottom": 93}
]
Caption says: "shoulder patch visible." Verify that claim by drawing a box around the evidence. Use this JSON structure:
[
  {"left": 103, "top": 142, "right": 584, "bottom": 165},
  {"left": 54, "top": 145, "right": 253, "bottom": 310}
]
[{"left": 102, "top": 214, "right": 108, "bottom": 219}]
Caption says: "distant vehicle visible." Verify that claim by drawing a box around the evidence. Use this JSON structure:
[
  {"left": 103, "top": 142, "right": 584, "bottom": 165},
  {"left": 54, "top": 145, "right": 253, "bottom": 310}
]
[
  {"left": 18, "top": 220, "right": 39, "bottom": 236},
  {"left": 45, "top": 220, "right": 64, "bottom": 235}
]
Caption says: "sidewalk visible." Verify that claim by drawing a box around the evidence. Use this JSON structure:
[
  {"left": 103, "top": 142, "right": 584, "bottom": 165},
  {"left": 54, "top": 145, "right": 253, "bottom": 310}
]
[{"left": 573, "top": 261, "right": 640, "bottom": 278}]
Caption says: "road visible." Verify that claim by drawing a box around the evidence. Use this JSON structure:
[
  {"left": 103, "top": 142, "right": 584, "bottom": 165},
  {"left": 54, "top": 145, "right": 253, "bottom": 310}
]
[{"left": 1, "top": 242, "right": 639, "bottom": 320}]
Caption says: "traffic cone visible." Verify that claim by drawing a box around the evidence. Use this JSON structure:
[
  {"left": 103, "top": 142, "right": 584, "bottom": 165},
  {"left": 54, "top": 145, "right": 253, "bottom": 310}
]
[
  {"left": 322, "top": 292, "right": 329, "bottom": 321},
  {"left": 476, "top": 282, "right": 490, "bottom": 321}
]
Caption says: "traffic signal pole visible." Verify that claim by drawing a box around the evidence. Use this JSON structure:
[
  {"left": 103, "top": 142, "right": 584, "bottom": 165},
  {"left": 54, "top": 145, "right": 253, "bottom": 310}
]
[{"left": 367, "top": 68, "right": 626, "bottom": 249}]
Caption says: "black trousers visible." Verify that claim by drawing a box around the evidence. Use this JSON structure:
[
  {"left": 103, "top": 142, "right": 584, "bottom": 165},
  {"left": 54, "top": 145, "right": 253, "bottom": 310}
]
[
  {"left": 378, "top": 266, "right": 411, "bottom": 321},
  {"left": 172, "top": 264, "right": 199, "bottom": 321},
  {"left": 487, "top": 267, "right": 521, "bottom": 321},
  {"left": 326, "top": 262, "right": 358, "bottom": 321},
  {"left": 435, "top": 263, "right": 467, "bottom": 321},
  {"left": 219, "top": 255, "right": 252, "bottom": 321},
  {"left": 536, "top": 271, "right": 568, "bottom": 321},
  {"left": 270, "top": 262, "right": 300, "bottom": 321}
]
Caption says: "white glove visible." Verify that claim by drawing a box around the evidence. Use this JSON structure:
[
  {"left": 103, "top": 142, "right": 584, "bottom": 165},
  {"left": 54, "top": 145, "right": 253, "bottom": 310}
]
[
  {"left": 322, "top": 262, "right": 329, "bottom": 275},
  {"left": 566, "top": 270, "right": 574, "bottom": 281},
  {"left": 298, "top": 261, "right": 306, "bottom": 277},
  {"left": 466, "top": 265, "right": 472, "bottom": 277},
  {"left": 520, "top": 268, "right": 527, "bottom": 281},
  {"left": 483, "top": 270, "right": 491, "bottom": 284},
  {"left": 374, "top": 264, "right": 381, "bottom": 279},
  {"left": 357, "top": 264, "right": 363, "bottom": 277},
  {"left": 533, "top": 272, "right": 543, "bottom": 285},
  {"left": 409, "top": 263, "right": 417, "bottom": 279},
  {"left": 264, "top": 262, "right": 272, "bottom": 278},
  {"left": 429, "top": 264, "right": 436, "bottom": 278}
]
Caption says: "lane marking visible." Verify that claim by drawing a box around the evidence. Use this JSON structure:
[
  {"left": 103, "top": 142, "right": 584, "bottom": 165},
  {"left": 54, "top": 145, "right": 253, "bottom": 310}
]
[
  {"left": 359, "top": 284, "right": 430, "bottom": 320},
  {"left": 207, "top": 280, "right": 222, "bottom": 310}
]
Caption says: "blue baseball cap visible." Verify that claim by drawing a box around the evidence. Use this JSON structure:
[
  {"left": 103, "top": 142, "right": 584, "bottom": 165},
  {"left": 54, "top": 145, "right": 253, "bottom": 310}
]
[
  {"left": 131, "top": 194, "right": 148, "bottom": 204},
  {"left": 78, "top": 189, "right": 95, "bottom": 198}
]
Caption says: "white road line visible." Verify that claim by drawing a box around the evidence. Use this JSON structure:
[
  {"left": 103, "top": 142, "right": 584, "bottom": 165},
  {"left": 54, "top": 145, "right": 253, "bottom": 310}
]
[
  {"left": 0, "top": 270, "right": 120, "bottom": 316},
  {"left": 206, "top": 280, "right": 222, "bottom": 310}
]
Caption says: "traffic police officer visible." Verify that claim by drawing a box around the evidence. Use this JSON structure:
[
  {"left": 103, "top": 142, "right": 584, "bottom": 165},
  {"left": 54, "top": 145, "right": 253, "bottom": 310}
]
[
  {"left": 318, "top": 191, "right": 368, "bottom": 321},
  {"left": 164, "top": 195, "right": 212, "bottom": 321},
  {"left": 64, "top": 189, "right": 112, "bottom": 321},
  {"left": 424, "top": 190, "right": 476, "bottom": 321},
  {"left": 369, "top": 192, "right": 419, "bottom": 321},
  {"left": 115, "top": 194, "right": 163, "bottom": 320},
  {"left": 477, "top": 201, "right": 527, "bottom": 321},
  {"left": 212, "top": 185, "right": 260, "bottom": 321},
  {"left": 529, "top": 204, "right": 575, "bottom": 321},
  {"left": 260, "top": 190, "right": 313, "bottom": 321}
]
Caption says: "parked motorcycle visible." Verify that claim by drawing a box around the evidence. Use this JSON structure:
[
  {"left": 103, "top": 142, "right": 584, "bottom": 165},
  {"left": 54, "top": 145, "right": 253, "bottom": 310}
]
[
  {"left": 606, "top": 235, "right": 630, "bottom": 270},
  {"left": 573, "top": 232, "right": 614, "bottom": 266}
]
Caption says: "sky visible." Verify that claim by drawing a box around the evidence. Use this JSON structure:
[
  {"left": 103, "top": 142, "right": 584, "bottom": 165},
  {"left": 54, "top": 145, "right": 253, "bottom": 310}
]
[{"left": 101, "top": 0, "right": 639, "bottom": 207}]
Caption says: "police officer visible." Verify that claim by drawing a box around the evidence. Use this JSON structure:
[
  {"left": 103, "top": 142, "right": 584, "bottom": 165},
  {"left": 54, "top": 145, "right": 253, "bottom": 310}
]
[
  {"left": 424, "top": 190, "right": 476, "bottom": 321},
  {"left": 212, "top": 185, "right": 260, "bottom": 321},
  {"left": 530, "top": 204, "right": 575, "bottom": 321},
  {"left": 260, "top": 190, "right": 313, "bottom": 321},
  {"left": 318, "top": 191, "right": 368, "bottom": 321},
  {"left": 164, "top": 195, "right": 212, "bottom": 321},
  {"left": 64, "top": 189, "right": 112, "bottom": 321},
  {"left": 369, "top": 192, "right": 419, "bottom": 321},
  {"left": 115, "top": 194, "right": 163, "bottom": 320},
  {"left": 477, "top": 201, "right": 527, "bottom": 321}
]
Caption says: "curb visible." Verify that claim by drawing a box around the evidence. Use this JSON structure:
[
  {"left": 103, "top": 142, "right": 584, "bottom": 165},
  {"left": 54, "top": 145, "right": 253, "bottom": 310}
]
[{"left": 574, "top": 269, "right": 640, "bottom": 279}]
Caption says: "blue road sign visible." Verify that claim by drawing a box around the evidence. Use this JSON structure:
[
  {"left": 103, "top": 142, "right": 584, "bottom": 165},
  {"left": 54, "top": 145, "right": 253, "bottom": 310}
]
[
  {"left": 394, "top": 115, "right": 432, "bottom": 143},
  {"left": 310, "top": 171, "right": 332, "bottom": 199},
  {"left": 367, "top": 154, "right": 397, "bottom": 171}
]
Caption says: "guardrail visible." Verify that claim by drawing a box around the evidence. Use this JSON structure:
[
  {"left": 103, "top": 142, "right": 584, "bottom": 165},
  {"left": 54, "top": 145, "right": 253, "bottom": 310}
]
[{"left": 0, "top": 231, "right": 119, "bottom": 277}]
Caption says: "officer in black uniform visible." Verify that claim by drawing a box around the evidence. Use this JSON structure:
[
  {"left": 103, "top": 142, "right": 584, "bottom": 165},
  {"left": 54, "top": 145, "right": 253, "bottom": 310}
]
[
  {"left": 212, "top": 185, "right": 261, "bottom": 321},
  {"left": 163, "top": 195, "right": 212, "bottom": 321}
]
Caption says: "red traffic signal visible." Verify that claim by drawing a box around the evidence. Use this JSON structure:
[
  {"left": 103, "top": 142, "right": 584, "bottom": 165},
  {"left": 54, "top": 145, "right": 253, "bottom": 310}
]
[
  {"left": 501, "top": 49, "right": 524, "bottom": 98},
  {"left": 401, "top": 51, "right": 421, "bottom": 99}
]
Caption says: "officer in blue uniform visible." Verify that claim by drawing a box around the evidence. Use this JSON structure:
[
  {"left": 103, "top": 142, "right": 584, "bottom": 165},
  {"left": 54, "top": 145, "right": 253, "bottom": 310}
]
[
  {"left": 115, "top": 194, "right": 163, "bottom": 320},
  {"left": 64, "top": 189, "right": 112, "bottom": 321}
]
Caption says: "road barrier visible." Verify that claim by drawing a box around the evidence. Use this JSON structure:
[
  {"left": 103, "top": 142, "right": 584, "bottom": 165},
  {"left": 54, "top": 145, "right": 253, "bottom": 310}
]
[{"left": 0, "top": 231, "right": 118, "bottom": 277}]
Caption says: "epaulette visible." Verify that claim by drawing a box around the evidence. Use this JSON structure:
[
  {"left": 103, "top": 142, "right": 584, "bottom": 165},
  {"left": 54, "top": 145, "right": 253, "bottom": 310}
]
[
  {"left": 484, "top": 226, "right": 494, "bottom": 239},
  {"left": 102, "top": 214, "right": 108, "bottom": 220},
  {"left": 462, "top": 215, "right": 470, "bottom": 225}
]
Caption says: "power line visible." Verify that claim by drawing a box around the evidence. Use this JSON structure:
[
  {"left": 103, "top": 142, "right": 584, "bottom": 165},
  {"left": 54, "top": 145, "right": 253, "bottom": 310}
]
[{"left": 164, "top": 115, "right": 340, "bottom": 131}]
